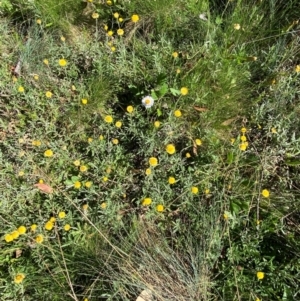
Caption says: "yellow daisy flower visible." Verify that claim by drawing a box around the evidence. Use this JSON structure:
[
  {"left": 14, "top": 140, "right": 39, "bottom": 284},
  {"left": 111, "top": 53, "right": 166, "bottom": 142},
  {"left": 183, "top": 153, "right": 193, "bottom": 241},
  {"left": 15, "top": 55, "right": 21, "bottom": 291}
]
[
  {"left": 142, "top": 198, "right": 152, "bottom": 206},
  {"left": 165, "top": 144, "right": 176, "bottom": 154},
  {"left": 131, "top": 14, "right": 140, "bottom": 23},
  {"left": 180, "top": 87, "right": 188, "bottom": 95},
  {"left": 149, "top": 157, "right": 158, "bottom": 166},
  {"left": 58, "top": 58, "right": 67, "bottom": 67}
]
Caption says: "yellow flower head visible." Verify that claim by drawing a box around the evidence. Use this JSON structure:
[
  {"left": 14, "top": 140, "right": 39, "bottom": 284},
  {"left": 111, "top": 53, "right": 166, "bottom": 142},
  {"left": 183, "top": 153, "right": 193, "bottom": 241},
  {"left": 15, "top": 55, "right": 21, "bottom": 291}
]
[
  {"left": 82, "top": 98, "right": 88, "bottom": 105},
  {"left": 99, "top": 135, "right": 104, "bottom": 140},
  {"left": 45, "top": 221, "right": 54, "bottom": 231},
  {"left": 18, "top": 171, "right": 24, "bottom": 177},
  {"left": 186, "top": 152, "right": 191, "bottom": 158},
  {"left": 113, "top": 12, "right": 119, "bottom": 19},
  {"left": 261, "top": 189, "right": 270, "bottom": 198},
  {"left": 31, "top": 224, "right": 37, "bottom": 232},
  {"left": 92, "top": 12, "right": 99, "bottom": 19},
  {"left": 80, "top": 165, "right": 88, "bottom": 172},
  {"left": 191, "top": 186, "right": 199, "bottom": 194},
  {"left": 43, "top": 59, "right": 49, "bottom": 65},
  {"left": 195, "top": 139, "right": 202, "bottom": 146},
  {"left": 156, "top": 204, "right": 164, "bottom": 212},
  {"left": 36, "top": 19, "right": 42, "bottom": 25},
  {"left": 64, "top": 224, "right": 71, "bottom": 231},
  {"left": 112, "top": 138, "right": 119, "bottom": 145},
  {"left": 17, "top": 226, "right": 26, "bottom": 235},
  {"left": 11, "top": 231, "right": 20, "bottom": 239},
  {"left": 74, "top": 181, "right": 81, "bottom": 189},
  {"left": 115, "top": 121, "right": 122, "bottom": 128},
  {"left": 49, "top": 217, "right": 56, "bottom": 223},
  {"left": 149, "top": 157, "right": 158, "bottom": 166},
  {"left": 127, "top": 105, "right": 134, "bottom": 113},
  {"left": 145, "top": 168, "right": 151, "bottom": 176},
  {"left": 18, "top": 86, "right": 24, "bottom": 93},
  {"left": 88, "top": 137, "right": 93, "bottom": 143},
  {"left": 240, "top": 135, "right": 247, "bottom": 142},
  {"left": 102, "top": 176, "right": 108, "bottom": 182},
  {"left": 45, "top": 91, "right": 52, "bottom": 98},
  {"left": 106, "top": 0, "right": 112, "bottom": 5},
  {"left": 223, "top": 213, "right": 229, "bottom": 220},
  {"left": 82, "top": 204, "right": 88, "bottom": 211},
  {"left": 234, "top": 23, "right": 241, "bottom": 30},
  {"left": 4, "top": 234, "right": 13, "bottom": 242},
  {"left": 111, "top": 46, "right": 116, "bottom": 52},
  {"left": 239, "top": 143, "right": 247, "bottom": 151},
  {"left": 85, "top": 181, "right": 92, "bottom": 188},
  {"left": 172, "top": 52, "right": 178, "bottom": 58},
  {"left": 131, "top": 14, "right": 140, "bottom": 23},
  {"left": 295, "top": 65, "right": 300, "bottom": 73},
  {"left": 104, "top": 24, "right": 108, "bottom": 31},
  {"left": 32, "top": 140, "right": 41, "bottom": 146},
  {"left": 117, "top": 28, "right": 124, "bottom": 36},
  {"left": 104, "top": 115, "right": 113, "bottom": 123},
  {"left": 60, "top": 36, "right": 65, "bottom": 42},
  {"left": 35, "top": 234, "right": 44, "bottom": 244},
  {"left": 73, "top": 160, "right": 80, "bottom": 166},
  {"left": 119, "top": 17, "right": 123, "bottom": 22},
  {"left": 180, "top": 87, "right": 188, "bottom": 95},
  {"left": 154, "top": 121, "right": 160, "bottom": 128},
  {"left": 166, "top": 144, "right": 176, "bottom": 155},
  {"left": 174, "top": 110, "right": 182, "bottom": 117},
  {"left": 168, "top": 177, "right": 176, "bottom": 184},
  {"left": 58, "top": 211, "right": 66, "bottom": 219},
  {"left": 44, "top": 149, "right": 53, "bottom": 157},
  {"left": 241, "top": 127, "right": 247, "bottom": 133},
  {"left": 33, "top": 74, "right": 39, "bottom": 80},
  {"left": 14, "top": 273, "right": 25, "bottom": 284},
  {"left": 101, "top": 202, "right": 107, "bottom": 209},
  {"left": 58, "top": 59, "right": 67, "bottom": 67},
  {"left": 142, "top": 198, "right": 152, "bottom": 206},
  {"left": 256, "top": 271, "right": 265, "bottom": 280},
  {"left": 107, "top": 30, "right": 114, "bottom": 36}
]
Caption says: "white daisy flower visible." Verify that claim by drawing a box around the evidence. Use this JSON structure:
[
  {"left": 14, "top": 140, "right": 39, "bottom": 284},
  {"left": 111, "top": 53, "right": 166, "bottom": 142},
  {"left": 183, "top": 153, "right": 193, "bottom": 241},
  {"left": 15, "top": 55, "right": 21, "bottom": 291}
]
[{"left": 142, "top": 96, "right": 154, "bottom": 109}]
